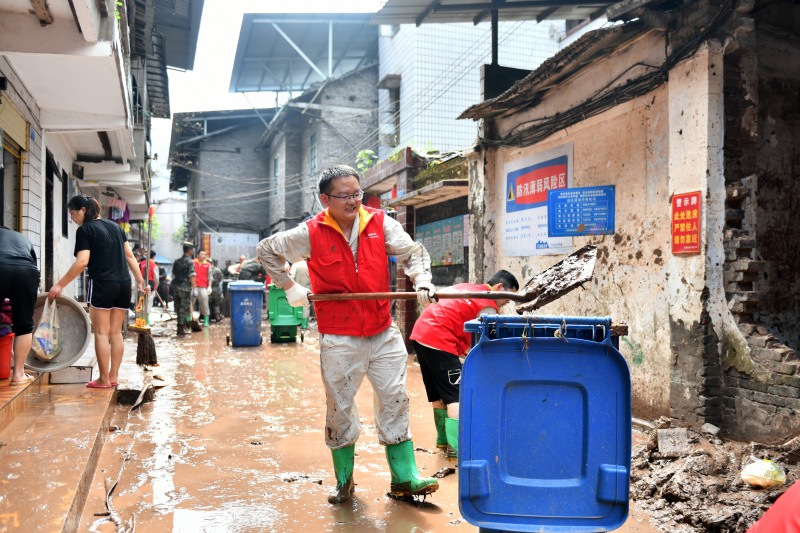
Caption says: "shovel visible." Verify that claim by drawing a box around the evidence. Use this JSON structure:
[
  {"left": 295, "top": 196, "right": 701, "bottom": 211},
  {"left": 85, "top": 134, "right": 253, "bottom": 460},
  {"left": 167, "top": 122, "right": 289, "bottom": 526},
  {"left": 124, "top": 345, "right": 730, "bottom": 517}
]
[{"left": 308, "top": 244, "right": 598, "bottom": 313}]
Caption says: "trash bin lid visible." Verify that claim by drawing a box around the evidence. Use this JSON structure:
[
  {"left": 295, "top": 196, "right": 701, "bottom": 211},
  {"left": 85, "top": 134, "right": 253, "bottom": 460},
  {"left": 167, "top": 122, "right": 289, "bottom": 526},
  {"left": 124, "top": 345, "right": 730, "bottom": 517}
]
[
  {"left": 459, "top": 315, "right": 631, "bottom": 532},
  {"left": 228, "top": 281, "right": 265, "bottom": 291}
]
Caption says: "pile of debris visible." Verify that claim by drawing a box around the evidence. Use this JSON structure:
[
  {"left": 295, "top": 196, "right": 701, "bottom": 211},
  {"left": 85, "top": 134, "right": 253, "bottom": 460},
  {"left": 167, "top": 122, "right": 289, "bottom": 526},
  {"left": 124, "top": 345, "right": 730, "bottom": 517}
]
[{"left": 630, "top": 417, "right": 800, "bottom": 532}]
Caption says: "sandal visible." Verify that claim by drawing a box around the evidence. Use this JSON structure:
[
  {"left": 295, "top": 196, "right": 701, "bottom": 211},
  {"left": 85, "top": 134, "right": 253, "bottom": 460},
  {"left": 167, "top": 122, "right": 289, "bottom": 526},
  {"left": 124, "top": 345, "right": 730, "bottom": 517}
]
[{"left": 10, "top": 374, "right": 35, "bottom": 385}]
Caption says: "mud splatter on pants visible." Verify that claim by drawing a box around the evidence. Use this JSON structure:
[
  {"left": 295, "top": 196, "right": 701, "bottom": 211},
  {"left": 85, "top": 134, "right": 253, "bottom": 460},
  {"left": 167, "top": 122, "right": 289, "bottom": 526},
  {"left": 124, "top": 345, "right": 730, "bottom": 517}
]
[{"left": 320, "top": 322, "right": 411, "bottom": 449}]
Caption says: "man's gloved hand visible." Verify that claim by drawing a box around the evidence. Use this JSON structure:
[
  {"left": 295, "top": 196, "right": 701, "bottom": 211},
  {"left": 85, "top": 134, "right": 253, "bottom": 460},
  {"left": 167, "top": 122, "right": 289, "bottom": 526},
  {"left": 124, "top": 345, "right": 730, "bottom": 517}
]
[
  {"left": 285, "top": 283, "right": 311, "bottom": 308},
  {"left": 191, "top": 288, "right": 198, "bottom": 299},
  {"left": 415, "top": 281, "right": 436, "bottom": 307}
]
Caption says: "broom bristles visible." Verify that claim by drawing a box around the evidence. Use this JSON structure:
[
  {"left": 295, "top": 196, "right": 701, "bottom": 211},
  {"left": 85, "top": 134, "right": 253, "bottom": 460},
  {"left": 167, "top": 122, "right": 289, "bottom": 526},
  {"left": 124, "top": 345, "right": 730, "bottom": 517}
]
[{"left": 136, "top": 332, "right": 158, "bottom": 366}]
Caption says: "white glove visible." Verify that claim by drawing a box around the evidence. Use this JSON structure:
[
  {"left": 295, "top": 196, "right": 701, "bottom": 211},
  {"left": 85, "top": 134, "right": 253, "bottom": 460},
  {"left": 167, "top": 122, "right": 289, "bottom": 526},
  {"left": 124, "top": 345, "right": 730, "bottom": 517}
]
[
  {"left": 285, "top": 283, "right": 311, "bottom": 308},
  {"left": 415, "top": 281, "right": 436, "bottom": 307},
  {"left": 191, "top": 288, "right": 198, "bottom": 299}
]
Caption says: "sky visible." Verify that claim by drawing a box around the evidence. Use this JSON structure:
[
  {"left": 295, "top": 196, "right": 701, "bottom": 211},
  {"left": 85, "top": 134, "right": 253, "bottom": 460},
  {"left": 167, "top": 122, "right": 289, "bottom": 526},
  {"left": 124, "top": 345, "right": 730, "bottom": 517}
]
[{"left": 150, "top": 0, "right": 383, "bottom": 177}]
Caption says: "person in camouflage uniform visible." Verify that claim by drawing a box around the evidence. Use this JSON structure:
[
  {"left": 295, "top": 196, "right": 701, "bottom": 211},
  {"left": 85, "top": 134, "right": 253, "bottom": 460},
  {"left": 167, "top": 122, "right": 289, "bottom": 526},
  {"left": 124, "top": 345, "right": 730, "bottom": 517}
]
[
  {"left": 208, "top": 259, "right": 224, "bottom": 322},
  {"left": 171, "top": 243, "right": 197, "bottom": 335}
]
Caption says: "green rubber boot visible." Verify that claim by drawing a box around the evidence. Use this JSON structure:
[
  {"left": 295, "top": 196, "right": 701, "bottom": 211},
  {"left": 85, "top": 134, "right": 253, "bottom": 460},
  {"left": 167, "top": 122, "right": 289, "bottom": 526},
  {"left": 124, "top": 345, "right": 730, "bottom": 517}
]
[
  {"left": 433, "top": 408, "right": 448, "bottom": 449},
  {"left": 445, "top": 417, "right": 459, "bottom": 462},
  {"left": 328, "top": 445, "right": 355, "bottom": 504},
  {"left": 385, "top": 440, "right": 439, "bottom": 498},
  {"left": 204, "top": 314, "right": 210, "bottom": 327}
]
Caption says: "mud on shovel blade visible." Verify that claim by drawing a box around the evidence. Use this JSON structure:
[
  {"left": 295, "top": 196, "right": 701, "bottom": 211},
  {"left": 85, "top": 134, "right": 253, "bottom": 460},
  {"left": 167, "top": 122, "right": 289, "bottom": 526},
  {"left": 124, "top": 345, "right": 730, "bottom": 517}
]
[{"left": 515, "top": 244, "right": 597, "bottom": 313}]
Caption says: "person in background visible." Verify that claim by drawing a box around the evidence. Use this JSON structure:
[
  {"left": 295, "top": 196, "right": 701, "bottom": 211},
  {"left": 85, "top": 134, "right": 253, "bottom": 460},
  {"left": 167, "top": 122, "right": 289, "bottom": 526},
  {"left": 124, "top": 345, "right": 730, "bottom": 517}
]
[
  {"left": 156, "top": 273, "right": 170, "bottom": 307},
  {"left": 171, "top": 243, "right": 197, "bottom": 336},
  {"left": 139, "top": 250, "right": 159, "bottom": 322},
  {"left": 228, "top": 254, "right": 247, "bottom": 278},
  {"left": 237, "top": 256, "right": 267, "bottom": 283},
  {"left": 410, "top": 270, "right": 519, "bottom": 461},
  {"left": 48, "top": 195, "right": 148, "bottom": 389},
  {"left": 193, "top": 249, "right": 212, "bottom": 326},
  {"left": 208, "top": 259, "right": 224, "bottom": 322},
  {"left": 257, "top": 164, "right": 438, "bottom": 505},
  {"left": 0, "top": 226, "right": 41, "bottom": 384}
]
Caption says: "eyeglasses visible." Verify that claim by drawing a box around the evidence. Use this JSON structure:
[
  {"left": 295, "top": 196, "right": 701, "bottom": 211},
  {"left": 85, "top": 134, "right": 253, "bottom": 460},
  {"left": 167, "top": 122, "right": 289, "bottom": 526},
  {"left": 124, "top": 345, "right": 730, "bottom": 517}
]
[{"left": 325, "top": 190, "right": 364, "bottom": 202}]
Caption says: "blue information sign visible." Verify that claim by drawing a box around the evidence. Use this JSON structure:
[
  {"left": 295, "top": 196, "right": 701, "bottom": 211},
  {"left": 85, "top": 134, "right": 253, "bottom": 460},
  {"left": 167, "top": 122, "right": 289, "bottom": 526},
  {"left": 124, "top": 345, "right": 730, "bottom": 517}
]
[{"left": 548, "top": 186, "right": 615, "bottom": 237}]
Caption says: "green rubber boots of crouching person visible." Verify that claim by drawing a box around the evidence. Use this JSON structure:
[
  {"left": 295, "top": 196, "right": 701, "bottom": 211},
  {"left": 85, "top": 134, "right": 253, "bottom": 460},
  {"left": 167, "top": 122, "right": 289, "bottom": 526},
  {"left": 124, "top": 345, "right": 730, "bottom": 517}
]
[
  {"left": 433, "top": 408, "right": 448, "bottom": 449},
  {"left": 385, "top": 440, "right": 439, "bottom": 498},
  {"left": 328, "top": 444, "right": 356, "bottom": 504}
]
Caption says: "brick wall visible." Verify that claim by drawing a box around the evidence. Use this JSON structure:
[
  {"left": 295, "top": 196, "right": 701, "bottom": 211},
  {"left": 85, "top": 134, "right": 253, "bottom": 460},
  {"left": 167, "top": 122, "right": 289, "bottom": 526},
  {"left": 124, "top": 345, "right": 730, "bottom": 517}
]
[
  {"left": 192, "top": 120, "right": 270, "bottom": 236},
  {"left": 718, "top": 7, "right": 800, "bottom": 442},
  {"left": 264, "top": 66, "right": 379, "bottom": 234}
]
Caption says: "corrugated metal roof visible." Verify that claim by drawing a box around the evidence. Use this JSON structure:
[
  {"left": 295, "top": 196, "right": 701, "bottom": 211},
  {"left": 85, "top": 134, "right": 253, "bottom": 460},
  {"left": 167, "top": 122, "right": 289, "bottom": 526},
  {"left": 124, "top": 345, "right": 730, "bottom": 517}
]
[
  {"left": 229, "top": 13, "right": 378, "bottom": 93},
  {"left": 153, "top": 0, "right": 204, "bottom": 70},
  {"left": 371, "top": 0, "right": 614, "bottom": 26}
]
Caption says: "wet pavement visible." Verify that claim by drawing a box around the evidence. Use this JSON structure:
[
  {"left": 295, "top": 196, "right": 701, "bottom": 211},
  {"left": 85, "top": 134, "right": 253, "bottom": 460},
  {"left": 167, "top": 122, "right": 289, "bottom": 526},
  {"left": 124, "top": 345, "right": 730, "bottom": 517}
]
[{"left": 76, "top": 316, "right": 660, "bottom": 532}]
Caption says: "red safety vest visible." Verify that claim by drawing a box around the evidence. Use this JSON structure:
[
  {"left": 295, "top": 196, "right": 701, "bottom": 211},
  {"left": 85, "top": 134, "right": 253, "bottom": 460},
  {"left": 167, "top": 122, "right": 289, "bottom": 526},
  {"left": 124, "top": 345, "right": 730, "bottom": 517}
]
[
  {"left": 139, "top": 259, "right": 157, "bottom": 282},
  {"left": 410, "top": 283, "right": 498, "bottom": 356},
  {"left": 307, "top": 206, "right": 391, "bottom": 336}
]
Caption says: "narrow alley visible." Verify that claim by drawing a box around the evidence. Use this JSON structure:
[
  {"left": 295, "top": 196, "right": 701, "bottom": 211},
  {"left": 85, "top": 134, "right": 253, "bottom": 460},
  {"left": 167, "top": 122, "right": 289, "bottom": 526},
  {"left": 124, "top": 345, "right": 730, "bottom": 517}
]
[{"left": 1, "top": 314, "right": 663, "bottom": 532}]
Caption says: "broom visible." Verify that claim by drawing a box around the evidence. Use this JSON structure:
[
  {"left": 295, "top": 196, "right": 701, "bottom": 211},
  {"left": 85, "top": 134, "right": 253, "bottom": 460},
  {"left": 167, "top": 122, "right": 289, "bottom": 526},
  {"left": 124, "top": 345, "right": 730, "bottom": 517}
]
[
  {"left": 131, "top": 294, "right": 157, "bottom": 365},
  {"left": 133, "top": 206, "right": 158, "bottom": 365}
]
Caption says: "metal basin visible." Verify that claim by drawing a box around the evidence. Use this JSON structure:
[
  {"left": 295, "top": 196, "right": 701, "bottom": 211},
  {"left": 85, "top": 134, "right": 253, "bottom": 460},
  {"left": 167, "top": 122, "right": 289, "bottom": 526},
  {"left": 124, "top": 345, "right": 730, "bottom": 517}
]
[{"left": 25, "top": 293, "right": 92, "bottom": 373}]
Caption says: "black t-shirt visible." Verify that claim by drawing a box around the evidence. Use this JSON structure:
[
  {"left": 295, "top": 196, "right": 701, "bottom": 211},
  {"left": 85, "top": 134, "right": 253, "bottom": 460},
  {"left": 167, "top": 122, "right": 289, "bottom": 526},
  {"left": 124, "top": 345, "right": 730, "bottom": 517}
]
[
  {"left": 74, "top": 219, "right": 129, "bottom": 282},
  {"left": 0, "top": 227, "right": 38, "bottom": 268}
]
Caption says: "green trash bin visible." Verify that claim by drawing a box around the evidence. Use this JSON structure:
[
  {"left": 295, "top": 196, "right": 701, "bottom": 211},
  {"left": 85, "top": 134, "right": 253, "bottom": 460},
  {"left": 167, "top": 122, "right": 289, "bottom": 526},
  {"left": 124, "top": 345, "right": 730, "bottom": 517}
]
[{"left": 267, "top": 284, "right": 308, "bottom": 343}]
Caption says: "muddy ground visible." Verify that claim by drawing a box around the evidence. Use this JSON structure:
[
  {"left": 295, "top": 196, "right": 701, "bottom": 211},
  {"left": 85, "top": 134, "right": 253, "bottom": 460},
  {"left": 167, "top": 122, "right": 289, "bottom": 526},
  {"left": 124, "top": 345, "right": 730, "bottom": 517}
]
[
  {"left": 630, "top": 417, "right": 799, "bottom": 532},
  {"left": 77, "top": 311, "right": 796, "bottom": 532}
]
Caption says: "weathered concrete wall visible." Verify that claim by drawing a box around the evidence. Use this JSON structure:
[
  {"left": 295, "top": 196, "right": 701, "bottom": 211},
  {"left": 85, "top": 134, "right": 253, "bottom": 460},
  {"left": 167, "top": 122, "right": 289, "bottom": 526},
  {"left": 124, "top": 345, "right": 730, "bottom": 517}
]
[
  {"left": 469, "top": 1, "right": 800, "bottom": 441},
  {"left": 488, "top": 93, "right": 673, "bottom": 419}
]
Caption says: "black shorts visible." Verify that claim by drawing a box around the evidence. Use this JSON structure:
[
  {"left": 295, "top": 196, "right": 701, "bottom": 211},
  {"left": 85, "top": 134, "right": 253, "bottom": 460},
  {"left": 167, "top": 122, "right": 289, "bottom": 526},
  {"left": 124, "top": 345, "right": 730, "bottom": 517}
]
[
  {"left": 87, "top": 279, "right": 131, "bottom": 310},
  {"left": 0, "top": 264, "right": 40, "bottom": 335},
  {"left": 413, "top": 340, "right": 463, "bottom": 405}
]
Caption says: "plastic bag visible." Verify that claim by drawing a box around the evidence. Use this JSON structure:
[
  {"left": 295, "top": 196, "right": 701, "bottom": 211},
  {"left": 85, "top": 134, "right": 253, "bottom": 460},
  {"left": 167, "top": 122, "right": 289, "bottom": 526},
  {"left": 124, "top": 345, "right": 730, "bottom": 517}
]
[
  {"left": 31, "top": 298, "right": 62, "bottom": 361},
  {"left": 741, "top": 458, "right": 786, "bottom": 488}
]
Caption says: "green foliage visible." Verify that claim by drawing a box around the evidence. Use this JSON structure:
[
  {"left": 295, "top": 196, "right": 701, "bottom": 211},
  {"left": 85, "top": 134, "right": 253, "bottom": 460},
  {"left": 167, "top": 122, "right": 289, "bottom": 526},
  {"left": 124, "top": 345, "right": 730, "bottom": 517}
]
[
  {"left": 143, "top": 216, "right": 162, "bottom": 242},
  {"left": 356, "top": 149, "right": 378, "bottom": 173},
  {"left": 173, "top": 219, "right": 191, "bottom": 244},
  {"left": 115, "top": 1, "right": 124, "bottom": 21}
]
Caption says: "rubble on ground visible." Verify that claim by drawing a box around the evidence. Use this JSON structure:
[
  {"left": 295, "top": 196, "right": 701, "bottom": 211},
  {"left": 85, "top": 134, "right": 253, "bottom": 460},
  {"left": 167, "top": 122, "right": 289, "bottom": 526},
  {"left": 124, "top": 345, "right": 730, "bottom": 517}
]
[{"left": 630, "top": 417, "right": 800, "bottom": 532}]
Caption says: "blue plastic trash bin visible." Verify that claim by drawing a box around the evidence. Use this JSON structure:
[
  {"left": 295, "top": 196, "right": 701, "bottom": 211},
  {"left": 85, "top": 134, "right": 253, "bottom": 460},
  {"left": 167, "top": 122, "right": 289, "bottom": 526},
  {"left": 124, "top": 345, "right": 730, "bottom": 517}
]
[
  {"left": 460, "top": 315, "right": 632, "bottom": 532},
  {"left": 227, "top": 281, "right": 264, "bottom": 347}
]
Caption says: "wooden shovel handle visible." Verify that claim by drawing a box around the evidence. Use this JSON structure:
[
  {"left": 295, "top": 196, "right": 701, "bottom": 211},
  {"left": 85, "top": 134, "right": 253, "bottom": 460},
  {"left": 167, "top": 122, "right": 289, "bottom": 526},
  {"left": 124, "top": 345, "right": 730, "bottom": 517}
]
[{"left": 308, "top": 291, "right": 529, "bottom": 302}]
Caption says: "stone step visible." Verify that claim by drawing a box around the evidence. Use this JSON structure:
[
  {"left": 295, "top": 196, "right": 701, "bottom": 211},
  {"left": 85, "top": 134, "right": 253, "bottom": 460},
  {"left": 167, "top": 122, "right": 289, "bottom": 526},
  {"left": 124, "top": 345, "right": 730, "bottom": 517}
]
[{"left": 0, "top": 377, "right": 116, "bottom": 531}]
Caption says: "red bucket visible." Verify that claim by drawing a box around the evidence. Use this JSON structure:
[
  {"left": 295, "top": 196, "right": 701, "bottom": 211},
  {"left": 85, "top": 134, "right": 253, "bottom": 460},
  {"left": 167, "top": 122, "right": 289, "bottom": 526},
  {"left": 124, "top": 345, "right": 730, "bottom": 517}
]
[{"left": 0, "top": 333, "right": 14, "bottom": 380}]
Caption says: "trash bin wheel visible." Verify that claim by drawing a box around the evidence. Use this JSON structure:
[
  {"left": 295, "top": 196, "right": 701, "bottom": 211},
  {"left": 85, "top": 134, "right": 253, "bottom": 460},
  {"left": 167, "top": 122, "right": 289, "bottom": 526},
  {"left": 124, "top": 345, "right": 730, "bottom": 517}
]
[
  {"left": 226, "top": 334, "right": 230, "bottom": 346},
  {"left": 260, "top": 335, "right": 263, "bottom": 345},
  {"left": 300, "top": 332, "right": 305, "bottom": 343}
]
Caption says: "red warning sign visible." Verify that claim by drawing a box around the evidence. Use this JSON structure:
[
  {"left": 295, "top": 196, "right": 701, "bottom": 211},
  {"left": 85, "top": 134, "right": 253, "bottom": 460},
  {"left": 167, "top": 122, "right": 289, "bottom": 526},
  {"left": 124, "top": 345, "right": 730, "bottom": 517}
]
[{"left": 672, "top": 191, "right": 702, "bottom": 255}]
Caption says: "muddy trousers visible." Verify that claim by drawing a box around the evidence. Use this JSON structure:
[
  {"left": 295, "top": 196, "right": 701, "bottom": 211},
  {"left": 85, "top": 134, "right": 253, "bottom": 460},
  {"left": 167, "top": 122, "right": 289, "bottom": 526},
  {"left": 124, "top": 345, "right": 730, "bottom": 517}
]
[
  {"left": 173, "top": 286, "right": 192, "bottom": 328},
  {"left": 320, "top": 322, "right": 411, "bottom": 449},
  {"left": 195, "top": 287, "right": 210, "bottom": 317}
]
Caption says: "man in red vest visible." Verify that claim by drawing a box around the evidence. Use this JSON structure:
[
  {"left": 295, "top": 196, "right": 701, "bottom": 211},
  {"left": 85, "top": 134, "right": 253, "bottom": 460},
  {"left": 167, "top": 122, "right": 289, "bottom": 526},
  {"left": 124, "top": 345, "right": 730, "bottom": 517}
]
[
  {"left": 193, "top": 249, "right": 212, "bottom": 326},
  {"left": 257, "top": 165, "right": 438, "bottom": 505},
  {"left": 410, "top": 270, "right": 519, "bottom": 461}
]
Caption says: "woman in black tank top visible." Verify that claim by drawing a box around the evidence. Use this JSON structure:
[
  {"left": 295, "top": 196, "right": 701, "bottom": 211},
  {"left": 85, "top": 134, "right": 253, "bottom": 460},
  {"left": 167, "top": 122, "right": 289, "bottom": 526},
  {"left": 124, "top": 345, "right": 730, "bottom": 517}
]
[{"left": 47, "top": 196, "right": 149, "bottom": 389}]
